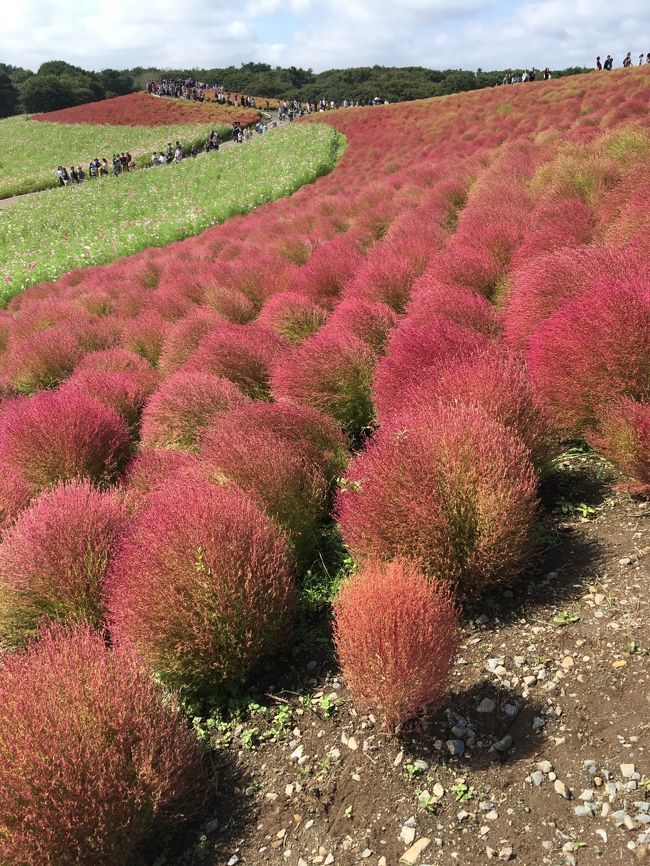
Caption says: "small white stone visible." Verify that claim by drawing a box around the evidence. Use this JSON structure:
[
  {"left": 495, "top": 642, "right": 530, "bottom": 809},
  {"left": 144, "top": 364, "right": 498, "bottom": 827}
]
[
  {"left": 554, "top": 779, "right": 571, "bottom": 799},
  {"left": 477, "top": 697, "right": 496, "bottom": 713},
  {"left": 400, "top": 825, "right": 416, "bottom": 846},
  {"left": 620, "top": 763, "right": 635, "bottom": 779}
]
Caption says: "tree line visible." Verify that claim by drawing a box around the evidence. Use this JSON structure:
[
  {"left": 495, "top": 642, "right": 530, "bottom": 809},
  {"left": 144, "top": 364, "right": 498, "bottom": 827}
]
[{"left": 0, "top": 59, "right": 591, "bottom": 118}]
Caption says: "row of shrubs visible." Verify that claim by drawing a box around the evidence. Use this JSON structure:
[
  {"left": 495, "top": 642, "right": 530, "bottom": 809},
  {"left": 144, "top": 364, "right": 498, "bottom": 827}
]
[{"left": 0, "top": 71, "right": 649, "bottom": 865}]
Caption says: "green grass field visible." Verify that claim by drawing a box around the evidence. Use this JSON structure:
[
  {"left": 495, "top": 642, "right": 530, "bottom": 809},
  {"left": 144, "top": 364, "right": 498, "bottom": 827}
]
[
  {"left": 0, "top": 115, "right": 233, "bottom": 199},
  {"left": 0, "top": 124, "right": 344, "bottom": 304}
]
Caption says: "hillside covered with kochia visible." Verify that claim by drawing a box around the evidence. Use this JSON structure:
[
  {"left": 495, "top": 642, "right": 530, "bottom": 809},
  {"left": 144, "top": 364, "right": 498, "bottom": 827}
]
[{"left": 0, "top": 66, "right": 648, "bottom": 866}]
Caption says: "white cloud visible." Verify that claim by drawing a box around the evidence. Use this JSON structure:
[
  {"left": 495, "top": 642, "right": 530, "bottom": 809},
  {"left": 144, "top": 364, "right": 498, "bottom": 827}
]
[{"left": 1, "top": 0, "right": 648, "bottom": 74}]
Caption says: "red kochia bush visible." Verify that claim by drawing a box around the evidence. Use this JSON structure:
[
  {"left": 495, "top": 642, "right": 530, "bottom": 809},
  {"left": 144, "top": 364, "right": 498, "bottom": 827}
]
[
  {"left": 391, "top": 346, "right": 555, "bottom": 472},
  {"left": 406, "top": 275, "right": 502, "bottom": 337},
  {"left": 121, "top": 311, "right": 170, "bottom": 365},
  {"left": 0, "top": 391, "right": 131, "bottom": 495},
  {"left": 61, "top": 368, "right": 158, "bottom": 432},
  {"left": 158, "top": 308, "right": 225, "bottom": 374},
  {"left": 337, "top": 405, "right": 539, "bottom": 595},
  {"left": 334, "top": 560, "right": 458, "bottom": 732},
  {"left": 372, "top": 314, "right": 490, "bottom": 422},
  {"left": 588, "top": 399, "right": 650, "bottom": 494},
  {"left": 106, "top": 481, "right": 295, "bottom": 694},
  {"left": 140, "top": 371, "right": 250, "bottom": 451},
  {"left": 325, "top": 298, "right": 398, "bottom": 355},
  {"left": 257, "top": 291, "right": 327, "bottom": 343},
  {"left": 75, "top": 347, "right": 158, "bottom": 378},
  {"left": 0, "top": 460, "right": 32, "bottom": 534},
  {"left": 0, "top": 625, "right": 208, "bottom": 866},
  {"left": 2, "top": 326, "right": 84, "bottom": 393},
  {"left": 528, "top": 279, "right": 650, "bottom": 435},
  {"left": 271, "top": 330, "right": 376, "bottom": 436},
  {"left": 187, "top": 323, "right": 288, "bottom": 399},
  {"left": 199, "top": 427, "right": 328, "bottom": 560},
  {"left": 0, "top": 482, "right": 130, "bottom": 645},
  {"left": 213, "top": 401, "right": 348, "bottom": 480},
  {"left": 124, "top": 449, "right": 198, "bottom": 498}
]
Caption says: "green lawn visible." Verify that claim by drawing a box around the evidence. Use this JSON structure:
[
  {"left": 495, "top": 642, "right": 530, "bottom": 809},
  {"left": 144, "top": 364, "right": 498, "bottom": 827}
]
[
  {"left": 0, "top": 124, "right": 344, "bottom": 305},
  {"left": 0, "top": 115, "right": 233, "bottom": 199}
]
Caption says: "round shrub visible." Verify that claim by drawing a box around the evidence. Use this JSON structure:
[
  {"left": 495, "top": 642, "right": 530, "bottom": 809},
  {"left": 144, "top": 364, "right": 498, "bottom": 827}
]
[
  {"left": 271, "top": 330, "right": 376, "bottom": 437},
  {"left": 62, "top": 368, "right": 158, "bottom": 432},
  {"left": 334, "top": 560, "right": 458, "bottom": 732},
  {"left": 121, "top": 311, "right": 170, "bottom": 365},
  {"left": 0, "top": 390, "right": 131, "bottom": 496},
  {"left": 0, "top": 625, "right": 209, "bottom": 866},
  {"left": 292, "top": 233, "right": 365, "bottom": 309},
  {"left": 258, "top": 291, "right": 327, "bottom": 343},
  {"left": 336, "top": 405, "right": 539, "bottom": 595},
  {"left": 406, "top": 276, "right": 502, "bottom": 337},
  {"left": 204, "top": 283, "right": 256, "bottom": 323},
  {"left": 588, "top": 398, "right": 650, "bottom": 494},
  {"left": 2, "top": 326, "right": 83, "bottom": 393},
  {"left": 106, "top": 481, "right": 295, "bottom": 694},
  {"left": 124, "top": 448, "right": 198, "bottom": 498},
  {"left": 187, "top": 323, "right": 288, "bottom": 399},
  {"left": 158, "top": 308, "right": 225, "bottom": 375},
  {"left": 326, "top": 298, "right": 398, "bottom": 354},
  {"left": 389, "top": 346, "right": 555, "bottom": 473},
  {"left": 0, "top": 482, "right": 130, "bottom": 646},
  {"left": 199, "top": 427, "right": 328, "bottom": 560},
  {"left": 75, "top": 347, "right": 158, "bottom": 378},
  {"left": 527, "top": 278, "right": 650, "bottom": 435},
  {"left": 213, "top": 401, "right": 348, "bottom": 481},
  {"left": 372, "top": 314, "right": 490, "bottom": 422},
  {"left": 140, "top": 371, "right": 250, "bottom": 452}
]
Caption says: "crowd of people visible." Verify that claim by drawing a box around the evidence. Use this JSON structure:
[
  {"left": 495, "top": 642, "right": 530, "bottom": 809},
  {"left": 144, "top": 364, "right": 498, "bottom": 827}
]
[
  {"left": 596, "top": 52, "right": 650, "bottom": 69},
  {"left": 147, "top": 78, "right": 262, "bottom": 109},
  {"left": 277, "top": 96, "right": 388, "bottom": 121},
  {"left": 502, "top": 67, "right": 552, "bottom": 84},
  {"left": 56, "top": 152, "right": 134, "bottom": 185}
]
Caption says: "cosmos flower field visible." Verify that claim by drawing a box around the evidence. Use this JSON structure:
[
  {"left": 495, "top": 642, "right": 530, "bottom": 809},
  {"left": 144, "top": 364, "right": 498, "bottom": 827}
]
[{"left": 0, "top": 66, "right": 648, "bottom": 865}]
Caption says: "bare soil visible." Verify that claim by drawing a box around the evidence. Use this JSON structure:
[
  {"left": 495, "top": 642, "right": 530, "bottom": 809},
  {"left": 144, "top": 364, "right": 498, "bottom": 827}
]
[{"left": 181, "top": 451, "right": 649, "bottom": 866}]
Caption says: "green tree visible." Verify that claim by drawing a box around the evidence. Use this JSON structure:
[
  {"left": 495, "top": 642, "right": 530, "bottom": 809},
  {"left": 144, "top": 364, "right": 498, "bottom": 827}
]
[{"left": 0, "top": 70, "right": 19, "bottom": 117}]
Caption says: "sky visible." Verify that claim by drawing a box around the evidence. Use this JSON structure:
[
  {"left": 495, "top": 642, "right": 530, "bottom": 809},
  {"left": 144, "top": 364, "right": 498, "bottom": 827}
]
[{"left": 2, "top": 0, "right": 649, "bottom": 73}]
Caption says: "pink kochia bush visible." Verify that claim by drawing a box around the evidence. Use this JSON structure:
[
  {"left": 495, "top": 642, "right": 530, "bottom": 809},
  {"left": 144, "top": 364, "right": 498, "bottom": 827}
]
[
  {"left": 198, "top": 426, "right": 328, "bottom": 560},
  {"left": 257, "top": 291, "right": 327, "bottom": 343},
  {"left": 0, "top": 460, "right": 32, "bottom": 534},
  {"left": 187, "top": 323, "right": 288, "bottom": 399},
  {"left": 527, "top": 279, "right": 650, "bottom": 435},
  {"left": 334, "top": 560, "right": 458, "bottom": 732},
  {"left": 61, "top": 368, "right": 158, "bottom": 432},
  {"left": 0, "top": 482, "right": 130, "bottom": 646},
  {"left": 106, "top": 481, "right": 295, "bottom": 695},
  {"left": 158, "top": 308, "right": 225, "bottom": 374},
  {"left": 140, "top": 371, "right": 250, "bottom": 452},
  {"left": 337, "top": 405, "right": 539, "bottom": 595},
  {"left": 271, "top": 330, "right": 376, "bottom": 436},
  {"left": 392, "top": 346, "right": 555, "bottom": 473},
  {"left": 325, "top": 298, "right": 398, "bottom": 355},
  {"left": 0, "top": 390, "right": 131, "bottom": 496},
  {"left": 589, "top": 399, "right": 650, "bottom": 494},
  {"left": 0, "top": 625, "right": 208, "bottom": 866}
]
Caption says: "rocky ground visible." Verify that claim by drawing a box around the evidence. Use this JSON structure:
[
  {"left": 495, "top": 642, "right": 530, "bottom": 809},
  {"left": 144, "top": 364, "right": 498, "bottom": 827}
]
[{"left": 182, "top": 450, "right": 649, "bottom": 866}]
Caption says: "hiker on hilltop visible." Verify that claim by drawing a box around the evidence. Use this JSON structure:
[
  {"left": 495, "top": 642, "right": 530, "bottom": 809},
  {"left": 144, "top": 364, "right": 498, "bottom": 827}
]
[
  {"left": 596, "top": 56, "right": 602, "bottom": 70},
  {"left": 543, "top": 67, "right": 551, "bottom": 80},
  {"left": 623, "top": 52, "right": 632, "bottom": 67},
  {"left": 604, "top": 55, "right": 613, "bottom": 70}
]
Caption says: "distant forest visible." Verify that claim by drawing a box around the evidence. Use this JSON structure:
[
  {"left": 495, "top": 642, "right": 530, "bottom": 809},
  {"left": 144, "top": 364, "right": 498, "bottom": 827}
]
[{"left": 0, "top": 59, "right": 591, "bottom": 118}]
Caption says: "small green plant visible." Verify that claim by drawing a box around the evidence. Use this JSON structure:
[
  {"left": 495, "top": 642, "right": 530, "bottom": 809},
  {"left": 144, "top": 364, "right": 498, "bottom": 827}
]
[
  {"left": 240, "top": 726, "right": 261, "bottom": 750},
  {"left": 318, "top": 695, "right": 336, "bottom": 717},
  {"left": 627, "top": 640, "right": 649, "bottom": 656},
  {"left": 553, "top": 611, "right": 580, "bottom": 625},
  {"left": 451, "top": 782, "right": 477, "bottom": 803},
  {"left": 403, "top": 762, "right": 426, "bottom": 783},
  {"left": 553, "top": 497, "right": 596, "bottom": 519},
  {"left": 416, "top": 790, "right": 439, "bottom": 812}
]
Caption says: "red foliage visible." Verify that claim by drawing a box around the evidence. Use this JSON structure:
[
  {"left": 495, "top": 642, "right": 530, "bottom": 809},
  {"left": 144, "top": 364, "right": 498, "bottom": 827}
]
[
  {"left": 186, "top": 323, "right": 288, "bottom": 399},
  {"left": 326, "top": 298, "right": 398, "bottom": 354},
  {"left": 2, "top": 326, "right": 84, "bottom": 393},
  {"left": 0, "top": 624, "right": 209, "bottom": 866},
  {"left": 271, "top": 330, "right": 376, "bottom": 436},
  {"left": 198, "top": 426, "right": 328, "bottom": 560},
  {"left": 32, "top": 90, "right": 259, "bottom": 126},
  {"left": 106, "top": 481, "right": 295, "bottom": 694},
  {"left": 123, "top": 448, "right": 198, "bottom": 498},
  {"left": 75, "top": 347, "right": 158, "bottom": 378},
  {"left": 387, "top": 345, "right": 555, "bottom": 472},
  {"left": 527, "top": 278, "right": 650, "bottom": 435},
  {"left": 203, "top": 283, "right": 257, "bottom": 323},
  {"left": 141, "top": 371, "right": 250, "bottom": 451},
  {"left": 589, "top": 399, "right": 650, "bottom": 494},
  {"left": 0, "top": 482, "right": 130, "bottom": 645},
  {"left": 158, "top": 308, "right": 224, "bottom": 375},
  {"left": 121, "top": 311, "right": 170, "bottom": 365},
  {"left": 333, "top": 560, "right": 458, "bottom": 731},
  {"left": 293, "top": 234, "right": 366, "bottom": 309},
  {"left": 406, "top": 275, "right": 502, "bottom": 337},
  {"left": 62, "top": 366, "right": 159, "bottom": 432},
  {"left": 372, "top": 314, "right": 490, "bottom": 422},
  {"left": 0, "top": 460, "right": 32, "bottom": 534},
  {"left": 213, "top": 401, "right": 348, "bottom": 480},
  {"left": 0, "top": 390, "right": 131, "bottom": 495},
  {"left": 336, "top": 405, "right": 539, "bottom": 595},
  {"left": 258, "top": 292, "right": 327, "bottom": 343}
]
